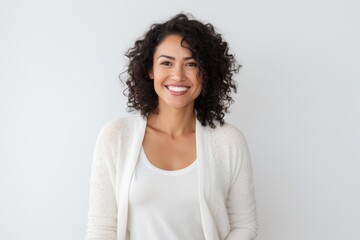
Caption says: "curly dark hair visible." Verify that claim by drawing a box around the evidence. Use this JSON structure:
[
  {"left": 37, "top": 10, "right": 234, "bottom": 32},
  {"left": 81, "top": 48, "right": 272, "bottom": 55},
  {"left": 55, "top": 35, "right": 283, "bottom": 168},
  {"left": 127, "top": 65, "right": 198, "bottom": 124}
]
[{"left": 122, "top": 13, "right": 240, "bottom": 128}]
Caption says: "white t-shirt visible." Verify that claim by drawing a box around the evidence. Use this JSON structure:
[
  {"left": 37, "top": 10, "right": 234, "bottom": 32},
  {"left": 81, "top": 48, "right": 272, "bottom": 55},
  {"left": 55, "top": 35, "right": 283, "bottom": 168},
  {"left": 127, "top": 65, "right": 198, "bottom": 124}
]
[{"left": 127, "top": 148, "right": 205, "bottom": 240}]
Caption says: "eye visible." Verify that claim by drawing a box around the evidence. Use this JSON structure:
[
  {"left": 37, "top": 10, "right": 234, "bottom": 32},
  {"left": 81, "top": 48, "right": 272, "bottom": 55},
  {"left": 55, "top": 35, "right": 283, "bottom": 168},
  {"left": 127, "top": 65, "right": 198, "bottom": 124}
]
[
  {"left": 160, "top": 61, "right": 172, "bottom": 66},
  {"left": 186, "top": 62, "right": 198, "bottom": 67}
]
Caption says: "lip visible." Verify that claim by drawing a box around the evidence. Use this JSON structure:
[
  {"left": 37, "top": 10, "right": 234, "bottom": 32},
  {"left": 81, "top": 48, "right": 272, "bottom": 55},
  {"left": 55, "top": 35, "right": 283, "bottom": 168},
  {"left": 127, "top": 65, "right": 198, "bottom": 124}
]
[{"left": 165, "top": 84, "right": 190, "bottom": 96}]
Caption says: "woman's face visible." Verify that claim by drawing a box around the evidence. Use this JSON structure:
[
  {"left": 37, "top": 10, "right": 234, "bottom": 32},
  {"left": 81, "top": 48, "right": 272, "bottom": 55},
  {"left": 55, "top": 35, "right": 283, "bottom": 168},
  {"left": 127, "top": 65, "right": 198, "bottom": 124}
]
[{"left": 149, "top": 34, "right": 202, "bottom": 111}]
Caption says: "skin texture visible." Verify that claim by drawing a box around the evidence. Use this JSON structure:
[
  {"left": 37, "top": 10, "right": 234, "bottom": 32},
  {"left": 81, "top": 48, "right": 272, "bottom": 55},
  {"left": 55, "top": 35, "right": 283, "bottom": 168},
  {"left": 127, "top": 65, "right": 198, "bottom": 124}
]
[{"left": 143, "top": 34, "right": 202, "bottom": 170}]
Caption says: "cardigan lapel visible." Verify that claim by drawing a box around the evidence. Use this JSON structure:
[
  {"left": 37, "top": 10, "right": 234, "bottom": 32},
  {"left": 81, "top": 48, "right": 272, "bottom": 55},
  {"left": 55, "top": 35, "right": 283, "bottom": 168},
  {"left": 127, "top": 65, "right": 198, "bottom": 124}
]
[
  {"left": 117, "top": 116, "right": 147, "bottom": 240},
  {"left": 196, "top": 120, "right": 220, "bottom": 240}
]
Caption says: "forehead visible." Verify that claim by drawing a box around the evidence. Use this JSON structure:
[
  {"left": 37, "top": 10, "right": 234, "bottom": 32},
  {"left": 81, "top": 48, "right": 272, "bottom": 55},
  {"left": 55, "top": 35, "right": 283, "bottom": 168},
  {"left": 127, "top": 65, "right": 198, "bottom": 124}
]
[{"left": 153, "top": 34, "right": 192, "bottom": 57}]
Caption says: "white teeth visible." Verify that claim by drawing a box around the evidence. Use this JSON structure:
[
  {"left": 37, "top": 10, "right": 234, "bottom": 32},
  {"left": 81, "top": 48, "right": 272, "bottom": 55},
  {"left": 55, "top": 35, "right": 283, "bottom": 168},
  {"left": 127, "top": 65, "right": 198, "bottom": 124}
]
[{"left": 167, "top": 86, "right": 189, "bottom": 92}]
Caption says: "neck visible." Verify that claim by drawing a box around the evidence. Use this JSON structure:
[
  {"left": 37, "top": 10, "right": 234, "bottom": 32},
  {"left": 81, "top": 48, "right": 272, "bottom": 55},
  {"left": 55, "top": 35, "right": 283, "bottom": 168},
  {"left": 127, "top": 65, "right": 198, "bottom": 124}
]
[{"left": 147, "top": 106, "right": 196, "bottom": 137}]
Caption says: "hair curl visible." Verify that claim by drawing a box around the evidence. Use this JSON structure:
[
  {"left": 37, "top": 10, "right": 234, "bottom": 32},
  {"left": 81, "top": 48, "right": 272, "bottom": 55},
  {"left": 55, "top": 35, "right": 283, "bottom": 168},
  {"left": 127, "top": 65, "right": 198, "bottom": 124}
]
[{"left": 122, "top": 13, "right": 240, "bottom": 128}]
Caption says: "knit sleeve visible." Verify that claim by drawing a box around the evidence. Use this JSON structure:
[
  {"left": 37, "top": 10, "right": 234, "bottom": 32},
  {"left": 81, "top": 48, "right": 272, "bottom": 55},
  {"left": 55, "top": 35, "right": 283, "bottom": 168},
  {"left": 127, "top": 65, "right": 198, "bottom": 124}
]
[
  {"left": 225, "top": 130, "right": 258, "bottom": 240},
  {"left": 85, "top": 125, "right": 118, "bottom": 240}
]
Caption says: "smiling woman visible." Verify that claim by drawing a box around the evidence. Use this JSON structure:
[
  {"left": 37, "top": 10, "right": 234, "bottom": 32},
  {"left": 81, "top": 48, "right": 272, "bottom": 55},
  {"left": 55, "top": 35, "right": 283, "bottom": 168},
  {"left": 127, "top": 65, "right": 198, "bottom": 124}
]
[{"left": 85, "top": 13, "right": 258, "bottom": 240}]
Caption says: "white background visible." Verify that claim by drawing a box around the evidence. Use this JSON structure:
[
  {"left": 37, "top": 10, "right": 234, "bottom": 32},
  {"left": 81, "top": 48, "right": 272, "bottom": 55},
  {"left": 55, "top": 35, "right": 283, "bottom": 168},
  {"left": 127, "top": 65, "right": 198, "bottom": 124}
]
[{"left": 1, "top": 0, "right": 359, "bottom": 239}]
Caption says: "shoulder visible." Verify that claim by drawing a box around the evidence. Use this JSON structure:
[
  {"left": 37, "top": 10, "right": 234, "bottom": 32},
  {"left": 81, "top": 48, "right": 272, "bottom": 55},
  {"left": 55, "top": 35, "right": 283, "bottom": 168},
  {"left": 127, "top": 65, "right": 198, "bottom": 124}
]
[
  {"left": 204, "top": 121, "right": 251, "bottom": 179},
  {"left": 96, "top": 115, "right": 146, "bottom": 145},
  {"left": 207, "top": 121, "right": 248, "bottom": 147}
]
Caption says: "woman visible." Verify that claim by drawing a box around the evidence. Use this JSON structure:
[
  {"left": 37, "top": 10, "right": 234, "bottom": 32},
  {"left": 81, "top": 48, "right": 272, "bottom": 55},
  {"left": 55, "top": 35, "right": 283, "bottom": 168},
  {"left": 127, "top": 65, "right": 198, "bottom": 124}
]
[{"left": 86, "top": 13, "right": 258, "bottom": 240}]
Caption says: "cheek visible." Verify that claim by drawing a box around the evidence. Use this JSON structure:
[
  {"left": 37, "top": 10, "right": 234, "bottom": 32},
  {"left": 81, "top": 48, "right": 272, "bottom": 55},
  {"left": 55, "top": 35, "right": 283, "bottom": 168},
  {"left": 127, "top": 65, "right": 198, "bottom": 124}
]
[
  {"left": 194, "top": 81, "right": 202, "bottom": 96},
  {"left": 196, "top": 81, "right": 203, "bottom": 97},
  {"left": 195, "top": 76, "right": 202, "bottom": 88},
  {"left": 153, "top": 69, "right": 168, "bottom": 81}
]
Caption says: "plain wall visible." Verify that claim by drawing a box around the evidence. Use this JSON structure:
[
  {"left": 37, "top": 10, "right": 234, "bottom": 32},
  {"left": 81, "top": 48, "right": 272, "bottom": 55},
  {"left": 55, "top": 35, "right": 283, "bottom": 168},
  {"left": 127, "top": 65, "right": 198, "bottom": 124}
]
[{"left": 0, "top": 0, "right": 359, "bottom": 239}]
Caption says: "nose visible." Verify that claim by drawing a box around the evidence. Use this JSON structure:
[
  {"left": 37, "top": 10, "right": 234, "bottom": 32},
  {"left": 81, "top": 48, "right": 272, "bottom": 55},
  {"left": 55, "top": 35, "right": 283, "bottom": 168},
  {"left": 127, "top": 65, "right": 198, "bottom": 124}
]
[{"left": 171, "top": 65, "right": 185, "bottom": 81}]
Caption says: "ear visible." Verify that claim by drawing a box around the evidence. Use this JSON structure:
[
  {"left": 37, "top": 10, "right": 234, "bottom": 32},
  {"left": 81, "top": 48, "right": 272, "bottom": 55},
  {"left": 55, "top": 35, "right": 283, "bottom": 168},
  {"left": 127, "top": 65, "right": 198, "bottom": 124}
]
[{"left": 148, "top": 71, "right": 154, "bottom": 79}]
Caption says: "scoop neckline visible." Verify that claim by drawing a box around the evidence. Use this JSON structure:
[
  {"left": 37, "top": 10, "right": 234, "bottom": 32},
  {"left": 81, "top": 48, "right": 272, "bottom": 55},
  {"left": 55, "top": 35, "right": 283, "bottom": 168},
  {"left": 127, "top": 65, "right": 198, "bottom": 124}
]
[{"left": 140, "top": 147, "right": 197, "bottom": 176}]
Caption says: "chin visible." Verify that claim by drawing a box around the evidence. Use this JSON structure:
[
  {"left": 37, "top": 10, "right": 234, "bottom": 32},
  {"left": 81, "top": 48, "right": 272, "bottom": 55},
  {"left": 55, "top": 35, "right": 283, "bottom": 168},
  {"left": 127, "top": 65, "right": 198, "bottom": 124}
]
[{"left": 162, "top": 100, "right": 194, "bottom": 111}]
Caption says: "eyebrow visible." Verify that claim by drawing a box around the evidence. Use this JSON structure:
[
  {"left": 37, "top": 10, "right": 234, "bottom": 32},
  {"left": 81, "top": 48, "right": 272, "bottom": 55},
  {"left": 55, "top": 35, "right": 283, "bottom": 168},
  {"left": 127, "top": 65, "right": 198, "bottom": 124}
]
[{"left": 157, "top": 55, "right": 194, "bottom": 61}]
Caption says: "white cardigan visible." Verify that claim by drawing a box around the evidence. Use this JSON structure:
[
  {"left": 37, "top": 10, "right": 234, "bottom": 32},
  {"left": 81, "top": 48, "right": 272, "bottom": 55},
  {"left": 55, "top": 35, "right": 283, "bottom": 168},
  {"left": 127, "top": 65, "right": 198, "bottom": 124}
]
[{"left": 86, "top": 116, "right": 258, "bottom": 240}]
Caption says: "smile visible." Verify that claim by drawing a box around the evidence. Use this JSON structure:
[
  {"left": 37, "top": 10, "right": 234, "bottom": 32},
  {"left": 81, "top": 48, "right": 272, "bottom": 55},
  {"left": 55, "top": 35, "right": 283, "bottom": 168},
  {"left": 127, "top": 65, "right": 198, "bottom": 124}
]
[{"left": 165, "top": 85, "right": 190, "bottom": 95}]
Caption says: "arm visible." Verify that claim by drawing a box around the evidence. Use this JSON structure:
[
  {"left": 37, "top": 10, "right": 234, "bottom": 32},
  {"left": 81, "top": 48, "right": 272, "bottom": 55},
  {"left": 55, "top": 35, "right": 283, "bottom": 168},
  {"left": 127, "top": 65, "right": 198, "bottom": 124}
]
[
  {"left": 85, "top": 128, "right": 118, "bottom": 240},
  {"left": 225, "top": 133, "right": 258, "bottom": 240}
]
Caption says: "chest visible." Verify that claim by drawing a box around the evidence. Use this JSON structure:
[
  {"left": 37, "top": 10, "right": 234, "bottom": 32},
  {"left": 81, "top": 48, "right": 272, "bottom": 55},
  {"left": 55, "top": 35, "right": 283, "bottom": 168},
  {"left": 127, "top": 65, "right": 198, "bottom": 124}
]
[{"left": 142, "top": 129, "right": 197, "bottom": 171}]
